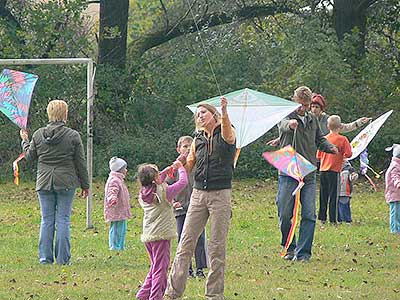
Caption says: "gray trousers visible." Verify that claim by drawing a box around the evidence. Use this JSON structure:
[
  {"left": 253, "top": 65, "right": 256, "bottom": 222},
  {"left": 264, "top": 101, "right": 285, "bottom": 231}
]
[{"left": 165, "top": 188, "right": 231, "bottom": 300}]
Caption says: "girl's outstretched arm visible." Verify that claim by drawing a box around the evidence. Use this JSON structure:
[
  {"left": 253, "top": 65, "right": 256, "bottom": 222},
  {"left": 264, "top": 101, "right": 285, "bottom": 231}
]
[
  {"left": 159, "top": 166, "right": 173, "bottom": 183},
  {"left": 166, "top": 162, "right": 188, "bottom": 202}
]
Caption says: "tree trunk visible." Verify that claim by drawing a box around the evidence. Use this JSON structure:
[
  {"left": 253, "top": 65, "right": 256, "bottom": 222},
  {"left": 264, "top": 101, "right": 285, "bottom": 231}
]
[
  {"left": 98, "top": 0, "right": 129, "bottom": 67},
  {"left": 333, "top": 0, "right": 370, "bottom": 56},
  {"left": 0, "top": 0, "right": 20, "bottom": 28}
]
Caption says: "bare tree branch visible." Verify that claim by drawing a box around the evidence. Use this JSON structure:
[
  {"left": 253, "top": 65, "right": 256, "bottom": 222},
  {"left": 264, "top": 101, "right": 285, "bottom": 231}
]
[
  {"left": 0, "top": 0, "right": 21, "bottom": 29},
  {"left": 202, "top": 0, "right": 209, "bottom": 18},
  {"left": 129, "top": 3, "right": 292, "bottom": 59},
  {"left": 159, "top": 0, "right": 169, "bottom": 32},
  {"left": 358, "top": 0, "right": 379, "bottom": 10},
  {"left": 166, "top": 0, "right": 198, "bottom": 37}
]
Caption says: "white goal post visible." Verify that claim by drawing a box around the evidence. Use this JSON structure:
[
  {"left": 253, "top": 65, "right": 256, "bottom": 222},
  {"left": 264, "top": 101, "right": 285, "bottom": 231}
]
[{"left": 0, "top": 58, "right": 95, "bottom": 229}]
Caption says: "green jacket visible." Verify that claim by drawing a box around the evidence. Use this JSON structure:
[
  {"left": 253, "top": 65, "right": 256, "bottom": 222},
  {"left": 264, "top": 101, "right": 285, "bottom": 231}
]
[
  {"left": 278, "top": 111, "right": 335, "bottom": 166},
  {"left": 22, "top": 121, "right": 89, "bottom": 191}
]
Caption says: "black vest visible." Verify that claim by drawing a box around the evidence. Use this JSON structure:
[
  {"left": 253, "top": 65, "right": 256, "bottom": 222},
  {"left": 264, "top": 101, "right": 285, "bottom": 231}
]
[{"left": 193, "top": 125, "right": 236, "bottom": 190}]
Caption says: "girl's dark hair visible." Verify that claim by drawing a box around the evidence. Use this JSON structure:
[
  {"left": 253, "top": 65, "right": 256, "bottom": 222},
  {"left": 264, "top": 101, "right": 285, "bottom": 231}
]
[{"left": 137, "top": 164, "right": 158, "bottom": 186}]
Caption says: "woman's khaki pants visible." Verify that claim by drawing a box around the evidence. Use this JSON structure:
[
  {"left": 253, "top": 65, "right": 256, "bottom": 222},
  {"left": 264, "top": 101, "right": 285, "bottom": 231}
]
[{"left": 164, "top": 188, "right": 231, "bottom": 300}]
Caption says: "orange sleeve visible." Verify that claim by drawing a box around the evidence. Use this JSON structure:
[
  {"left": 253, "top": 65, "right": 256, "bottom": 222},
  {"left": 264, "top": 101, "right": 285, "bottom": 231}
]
[
  {"left": 185, "top": 140, "right": 196, "bottom": 173},
  {"left": 343, "top": 137, "right": 352, "bottom": 158},
  {"left": 221, "top": 115, "right": 235, "bottom": 145}
]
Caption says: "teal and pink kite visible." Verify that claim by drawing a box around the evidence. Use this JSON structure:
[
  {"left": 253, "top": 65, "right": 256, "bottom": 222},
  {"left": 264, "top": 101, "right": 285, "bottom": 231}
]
[
  {"left": 0, "top": 68, "right": 38, "bottom": 185},
  {"left": 0, "top": 69, "right": 38, "bottom": 129}
]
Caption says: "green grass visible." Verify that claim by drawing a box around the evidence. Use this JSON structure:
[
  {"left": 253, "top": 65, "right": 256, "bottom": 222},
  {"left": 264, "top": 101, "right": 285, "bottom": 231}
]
[{"left": 1, "top": 179, "right": 399, "bottom": 300}]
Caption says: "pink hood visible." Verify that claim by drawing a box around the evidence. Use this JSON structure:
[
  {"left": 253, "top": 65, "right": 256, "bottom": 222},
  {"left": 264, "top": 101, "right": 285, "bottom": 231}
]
[
  {"left": 385, "top": 156, "right": 400, "bottom": 203},
  {"left": 140, "top": 184, "right": 157, "bottom": 204}
]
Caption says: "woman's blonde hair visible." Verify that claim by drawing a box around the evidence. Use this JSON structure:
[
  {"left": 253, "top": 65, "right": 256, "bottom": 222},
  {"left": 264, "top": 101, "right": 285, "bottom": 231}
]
[
  {"left": 47, "top": 100, "right": 68, "bottom": 122},
  {"left": 194, "top": 103, "right": 220, "bottom": 129}
]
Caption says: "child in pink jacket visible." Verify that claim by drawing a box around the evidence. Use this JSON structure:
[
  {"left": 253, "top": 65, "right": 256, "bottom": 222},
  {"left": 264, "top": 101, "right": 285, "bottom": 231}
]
[
  {"left": 385, "top": 144, "right": 400, "bottom": 234},
  {"left": 104, "top": 157, "right": 132, "bottom": 250},
  {"left": 136, "top": 160, "right": 188, "bottom": 300}
]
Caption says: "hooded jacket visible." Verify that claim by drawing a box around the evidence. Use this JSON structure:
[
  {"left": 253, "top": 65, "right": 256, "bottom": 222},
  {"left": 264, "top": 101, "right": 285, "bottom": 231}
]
[
  {"left": 385, "top": 156, "right": 400, "bottom": 203},
  {"left": 22, "top": 121, "right": 89, "bottom": 191},
  {"left": 138, "top": 167, "right": 188, "bottom": 243},
  {"left": 339, "top": 161, "right": 358, "bottom": 197},
  {"left": 278, "top": 111, "right": 335, "bottom": 167},
  {"left": 104, "top": 171, "right": 131, "bottom": 222}
]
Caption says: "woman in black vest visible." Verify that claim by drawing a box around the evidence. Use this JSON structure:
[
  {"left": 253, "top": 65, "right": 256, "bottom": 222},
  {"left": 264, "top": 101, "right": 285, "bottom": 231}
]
[{"left": 164, "top": 97, "right": 236, "bottom": 300}]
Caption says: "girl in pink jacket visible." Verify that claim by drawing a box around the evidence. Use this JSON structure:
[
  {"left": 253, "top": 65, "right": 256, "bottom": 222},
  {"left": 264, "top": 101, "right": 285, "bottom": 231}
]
[
  {"left": 104, "top": 157, "right": 132, "bottom": 250},
  {"left": 385, "top": 144, "right": 400, "bottom": 234}
]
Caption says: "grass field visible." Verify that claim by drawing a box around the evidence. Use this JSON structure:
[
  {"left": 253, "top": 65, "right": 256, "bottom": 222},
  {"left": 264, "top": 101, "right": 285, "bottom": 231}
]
[{"left": 1, "top": 179, "right": 399, "bottom": 300}]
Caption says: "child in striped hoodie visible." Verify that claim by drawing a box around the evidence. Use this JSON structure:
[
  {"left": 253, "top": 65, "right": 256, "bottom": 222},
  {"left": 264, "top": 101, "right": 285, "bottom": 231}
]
[
  {"left": 136, "top": 160, "right": 188, "bottom": 300},
  {"left": 338, "top": 160, "right": 359, "bottom": 224}
]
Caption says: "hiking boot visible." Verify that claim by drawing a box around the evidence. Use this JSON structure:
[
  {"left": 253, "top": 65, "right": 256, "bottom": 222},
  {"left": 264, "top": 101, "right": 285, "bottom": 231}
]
[
  {"left": 282, "top": 251, "right": 295, "bottom": 260},
  {"left": 196, "top": 269, "right": 206, "bottom": 279},
  {"left": 292, "top": 256, "right": 310, "bottom": 262},
  {"left": 188, "top": 269, "right": 195, "bottom": 279}
]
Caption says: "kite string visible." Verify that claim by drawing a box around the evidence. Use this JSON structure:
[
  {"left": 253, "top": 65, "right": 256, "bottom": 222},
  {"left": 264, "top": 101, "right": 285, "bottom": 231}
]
[{"left": 184, "top": 0, "right": 222, "bottom": 97}]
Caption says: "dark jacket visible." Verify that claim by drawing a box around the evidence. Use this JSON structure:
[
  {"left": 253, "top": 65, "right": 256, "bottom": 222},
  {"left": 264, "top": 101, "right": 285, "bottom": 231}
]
[
  {"left": 278, "top": 111, "right": 336, "bottom": 166},
  {"left": 193, "top": 125, "right": 236, "bottom": 190},
  {"left": 22, "top": 121, "right": 89, "bottom": 191}
]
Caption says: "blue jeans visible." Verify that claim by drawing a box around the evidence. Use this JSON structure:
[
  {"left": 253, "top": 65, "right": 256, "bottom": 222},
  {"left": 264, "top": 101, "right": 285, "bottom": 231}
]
[
  {"left": 276, "top": 174, "right": 316, "bottom": 259},
  {"left": 389, "top": 202, "right": 400, "bottom": 234},
  {"left": 37, "top": 189, "right": 76, "bottom": 264},
  {"left": 109, "top": 220, "right": 127, "bottom": 250},
  {"left": 338, "top": 196, "right": 352, "bottom": 223}
]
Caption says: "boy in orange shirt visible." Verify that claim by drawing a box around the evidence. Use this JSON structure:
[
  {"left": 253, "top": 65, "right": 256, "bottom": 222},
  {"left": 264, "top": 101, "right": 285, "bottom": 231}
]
[{"left": 317, "top": 115, "right": 352, "bottom": 224}]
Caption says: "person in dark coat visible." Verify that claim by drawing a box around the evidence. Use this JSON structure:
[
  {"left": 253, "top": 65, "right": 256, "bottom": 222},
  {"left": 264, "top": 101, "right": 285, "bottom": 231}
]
[{"left": 20, "top": 99, "right": 89, "bottom": 265}]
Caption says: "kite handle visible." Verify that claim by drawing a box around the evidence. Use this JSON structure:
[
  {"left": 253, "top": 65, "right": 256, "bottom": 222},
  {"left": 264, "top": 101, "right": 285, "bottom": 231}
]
[{"left": 292, "top": 180, "right": 304, "bottom": 196}]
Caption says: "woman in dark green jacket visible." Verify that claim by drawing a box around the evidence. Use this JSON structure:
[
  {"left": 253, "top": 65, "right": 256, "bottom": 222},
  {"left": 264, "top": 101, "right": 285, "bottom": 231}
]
[{"left": 20, "top": 100, "right": 89, "bottom": 265}]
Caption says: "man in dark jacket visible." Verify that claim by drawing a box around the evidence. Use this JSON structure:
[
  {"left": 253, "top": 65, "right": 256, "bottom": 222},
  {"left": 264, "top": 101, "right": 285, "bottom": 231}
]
[{"left": 277, "top": 86, "right": 337, "bottom": 262}]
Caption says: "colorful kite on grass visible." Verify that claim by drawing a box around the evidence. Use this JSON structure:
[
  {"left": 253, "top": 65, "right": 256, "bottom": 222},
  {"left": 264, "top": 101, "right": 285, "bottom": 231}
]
[
  {"left": 263, "top": 145, "right": 316, "bottom": 257},
  {"left": 0, "top": 69, "right": 39, "bottom": 185},
  {"left": 0, "top": 68, "right": 38, "bottom": 129},
  {"left": 187, "top": 88, "right": 300, "bottom": 166}
]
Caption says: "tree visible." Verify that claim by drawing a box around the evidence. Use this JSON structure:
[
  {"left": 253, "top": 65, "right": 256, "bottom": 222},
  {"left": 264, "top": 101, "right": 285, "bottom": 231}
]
[
  {"left": 98, "top": 0, "right": 129, "bottom": 66},
  {"left": 127, "top": 1, "right": 292, "bottom": 60},
  {"left": 333, "top": 0, "right": 379, "bottom": 57}
]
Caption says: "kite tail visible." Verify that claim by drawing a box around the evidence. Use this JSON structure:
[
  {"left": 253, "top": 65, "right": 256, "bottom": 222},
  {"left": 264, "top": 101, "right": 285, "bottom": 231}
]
[
  {"left": 234, "top": 148, "right": 241, "bottom": 168},
  {"left": 13, "top": 153, "right": 25, "bottom": 185},
  {"left": 364, "top": 174, "right": 378, "bottom": 192},
  {"left": 366, "top": 164, "right": 382, "bottom": 179},
  {"left": 281, "top": 181, "right": 303, "bottom": 257}
]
